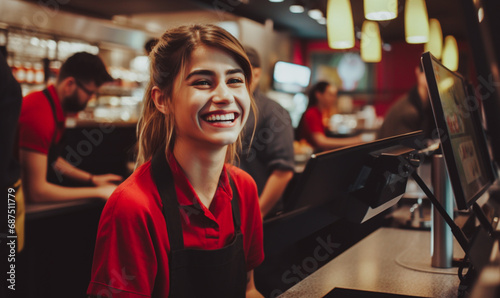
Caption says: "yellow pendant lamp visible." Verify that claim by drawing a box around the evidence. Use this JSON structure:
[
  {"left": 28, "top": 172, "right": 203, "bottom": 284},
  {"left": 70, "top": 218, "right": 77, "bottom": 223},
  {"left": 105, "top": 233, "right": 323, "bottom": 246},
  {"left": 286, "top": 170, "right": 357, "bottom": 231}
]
[
  {"left": 364, "top": 0, "right": 398, "bottom": 21},
  {"left": 405, "top": 0, "right": 429, "bottom": 44},
  {"left": 327, "top": 0, "right": 355, "bottom": 49},
  {"left": 424, "top": 19, "right": 443, "bottom": 59},
  {"left": 361, "top": 21, "right": 382, "bottom": 63},
  {"left": 442, "top": 35, "right": 459, "bottom": 71}
]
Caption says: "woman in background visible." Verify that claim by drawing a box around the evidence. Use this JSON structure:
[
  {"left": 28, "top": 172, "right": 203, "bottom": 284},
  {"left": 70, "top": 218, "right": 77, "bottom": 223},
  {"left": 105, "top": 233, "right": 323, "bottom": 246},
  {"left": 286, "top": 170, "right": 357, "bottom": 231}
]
[
  {"left": 296, "top": 81, "right": 362, "bottom": 152},
  {"left": 87, "top": 24, "right": 264, "bottom": 297}
]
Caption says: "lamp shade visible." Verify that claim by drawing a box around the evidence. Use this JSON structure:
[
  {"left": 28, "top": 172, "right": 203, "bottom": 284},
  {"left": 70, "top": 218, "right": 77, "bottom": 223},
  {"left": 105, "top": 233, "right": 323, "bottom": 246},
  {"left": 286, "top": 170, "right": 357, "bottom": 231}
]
[
  {"left": 424, "top": 19, "right": 443, "bottom": 59},
  {"left": 442, "top": 35, "right": 459, "bottom": 71},
  {"left": 364, "top": 0, "right": 397, "bottom": 21},
  {"left": 289, "top": 4, "right": 305, "bottom": 13},
  {"left": 361, "top": 21, "right": 382, "bottom": 63},
  {"left": 405, "top": 0, "right": 429, "bottom": 44},
  {"left": 327, "top": 0, "right": 355, "bottom": 49}
]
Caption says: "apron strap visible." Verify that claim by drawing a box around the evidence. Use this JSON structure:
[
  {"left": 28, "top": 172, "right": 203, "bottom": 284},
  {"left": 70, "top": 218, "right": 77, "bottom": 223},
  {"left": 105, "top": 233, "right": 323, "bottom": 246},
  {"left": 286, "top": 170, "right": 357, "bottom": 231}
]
[
  {"left": 150, "top": 150, "right": 243, "bottom": 251},
  {"left": 151, "top": 150, "right": 185, "bottom": 251},
  {"left": 229, "top": 176, "right": 241, "bottom": 233},
  {"left": 42, "top": 88, "right": 60, "bottom": 146}
]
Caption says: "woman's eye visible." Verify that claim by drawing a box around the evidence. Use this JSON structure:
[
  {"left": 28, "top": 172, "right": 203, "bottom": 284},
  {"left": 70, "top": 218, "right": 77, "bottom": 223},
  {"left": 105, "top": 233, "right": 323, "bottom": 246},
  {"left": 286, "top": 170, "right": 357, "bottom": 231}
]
[
  {"left": 228, "top": 78, "right": 244, "bottom": 85},
  {"left": 193, "top": 80, "right": 211, "bottom": 86}
]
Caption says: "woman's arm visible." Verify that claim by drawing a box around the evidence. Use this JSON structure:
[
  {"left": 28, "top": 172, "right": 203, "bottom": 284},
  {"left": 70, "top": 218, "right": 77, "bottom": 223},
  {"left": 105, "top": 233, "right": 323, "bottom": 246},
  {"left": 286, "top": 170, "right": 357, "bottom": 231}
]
[
  {"left": 246, "top": 270, "right": 264, "bottom": 298},
  {"left": 259, "top": 169, "right": 294, "bottom": 218},
  {"left": 54, "top": 157, "right": 123, "bottom": 185},
  {"left": 20, "top": 149, "right": 116, "bottom": 202}
]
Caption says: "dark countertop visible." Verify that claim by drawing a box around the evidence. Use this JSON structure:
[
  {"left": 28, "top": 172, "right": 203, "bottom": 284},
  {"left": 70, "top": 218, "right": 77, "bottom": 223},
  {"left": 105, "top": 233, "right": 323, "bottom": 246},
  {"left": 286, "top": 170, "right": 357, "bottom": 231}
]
[{"left": 25, "top": 198, "right": 105, "bottom": 221}]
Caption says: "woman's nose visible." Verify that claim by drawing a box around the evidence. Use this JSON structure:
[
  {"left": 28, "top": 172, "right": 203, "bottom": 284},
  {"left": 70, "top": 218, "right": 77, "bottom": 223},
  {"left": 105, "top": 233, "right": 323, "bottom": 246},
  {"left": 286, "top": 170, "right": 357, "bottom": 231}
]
[{"left": 212, "top": 82, "right": 234, "bottom": 104}]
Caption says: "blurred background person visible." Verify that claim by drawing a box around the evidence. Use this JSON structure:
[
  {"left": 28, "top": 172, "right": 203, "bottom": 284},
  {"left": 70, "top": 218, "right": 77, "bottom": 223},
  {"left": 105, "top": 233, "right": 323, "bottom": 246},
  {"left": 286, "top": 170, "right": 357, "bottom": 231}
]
[
  {"left": 377, "top": 65, "right": 435, "bottom": 140},
  {"left": 18, "top": 52, "right": 121, "bottom": 203},
  {"left": 240, "top": 46, "right": 294, "bottom": 219},
  {"left": 296, "top": 81, "right": 363, "bottom": 152}
]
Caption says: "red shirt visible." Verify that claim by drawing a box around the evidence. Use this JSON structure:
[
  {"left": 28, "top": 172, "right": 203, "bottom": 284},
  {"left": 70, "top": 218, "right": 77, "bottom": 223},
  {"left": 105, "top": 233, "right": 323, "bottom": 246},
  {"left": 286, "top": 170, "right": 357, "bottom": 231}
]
[
  {"left": 18, "top": 85, "right": 65, "bottom": 155},
  {"left": 87, "top": 155, "right": 264, "bottom": 297},
  {"left": 298, "top": 106, "right": 325, "bottom": 147}
]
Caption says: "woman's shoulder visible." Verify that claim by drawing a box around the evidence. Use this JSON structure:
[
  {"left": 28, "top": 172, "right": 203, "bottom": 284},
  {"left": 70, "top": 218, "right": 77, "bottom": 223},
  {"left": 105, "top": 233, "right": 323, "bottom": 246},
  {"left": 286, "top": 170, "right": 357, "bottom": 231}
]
[
  {"left": 104, "top": 161, "right": 160, "bottom": 217},
  {"left": 304, "top": 106, "right": 321, "bottom": 117},
  {"left": 226, "top": 165, "right": 257, "bottom": 192},
  {"left": 227, "top": 164, "right": 254, "bottom": 181}
]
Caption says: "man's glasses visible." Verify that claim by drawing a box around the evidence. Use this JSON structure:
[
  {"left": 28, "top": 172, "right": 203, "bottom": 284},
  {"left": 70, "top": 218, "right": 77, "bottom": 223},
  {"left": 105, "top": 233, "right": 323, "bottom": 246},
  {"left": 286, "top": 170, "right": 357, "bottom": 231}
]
[{"left": 75, "top": 80, "right": 96, "bottom": 97}]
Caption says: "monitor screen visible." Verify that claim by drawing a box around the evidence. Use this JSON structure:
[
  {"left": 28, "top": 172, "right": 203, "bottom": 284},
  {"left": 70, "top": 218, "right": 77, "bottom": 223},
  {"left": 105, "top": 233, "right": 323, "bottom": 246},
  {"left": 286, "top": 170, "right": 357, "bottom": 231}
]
[
  {"left": 283, "top": 131, "right": 424, "bottom": 223},
  {"left": 273, "top": 61, "right": 311, "bottom": 93},
  {"left": 422, "top": 52, "right": 496, "bottom": 210}
]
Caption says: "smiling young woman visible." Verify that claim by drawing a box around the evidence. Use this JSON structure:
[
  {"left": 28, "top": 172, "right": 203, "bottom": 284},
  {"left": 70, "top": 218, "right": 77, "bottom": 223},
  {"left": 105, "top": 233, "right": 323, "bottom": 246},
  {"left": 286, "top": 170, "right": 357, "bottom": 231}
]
[{"left": 87, "top": 24, "right": 264, "bottom": 298}]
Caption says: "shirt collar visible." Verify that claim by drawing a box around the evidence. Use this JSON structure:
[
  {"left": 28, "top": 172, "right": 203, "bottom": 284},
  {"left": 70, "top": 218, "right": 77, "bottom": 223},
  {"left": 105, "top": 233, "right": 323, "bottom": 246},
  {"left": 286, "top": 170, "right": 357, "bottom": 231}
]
[{"left": 166, "top": 152, "right": 233, "bottom": 208}]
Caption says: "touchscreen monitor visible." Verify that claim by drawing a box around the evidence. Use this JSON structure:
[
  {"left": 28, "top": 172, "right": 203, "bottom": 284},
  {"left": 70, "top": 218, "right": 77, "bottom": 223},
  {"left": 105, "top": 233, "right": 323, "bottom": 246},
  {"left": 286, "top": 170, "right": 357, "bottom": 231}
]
[{"left": 421, "top": 52, "right": 496, "bottom": 210}]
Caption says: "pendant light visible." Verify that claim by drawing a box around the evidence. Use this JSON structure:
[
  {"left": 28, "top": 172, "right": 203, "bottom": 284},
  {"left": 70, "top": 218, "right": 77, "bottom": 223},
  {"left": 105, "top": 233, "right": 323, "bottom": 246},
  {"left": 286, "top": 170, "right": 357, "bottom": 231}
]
[
  {"left": 327, "top": 0, "right": 355, "bottom": 49},
  {"left": 405, "top": 0, "right": 429, "bottom": 44},
  {"left": 361, "top": 21, "right": 382, "bottom": 63},
  {"left": 424, "top": 19, "right": 443, "bottom": 59},
  {"left": 364, "top": 0, "right": 397, "bottom": 21},
  {"left": 442, "top": 35, "right": 459, "bottom": 71}
]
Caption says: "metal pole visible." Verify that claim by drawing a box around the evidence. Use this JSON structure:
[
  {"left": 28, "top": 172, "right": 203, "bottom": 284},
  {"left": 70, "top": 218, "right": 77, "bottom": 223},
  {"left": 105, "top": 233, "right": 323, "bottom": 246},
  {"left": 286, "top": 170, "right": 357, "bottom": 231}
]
[{"left": 431, "top": 154, "right": 454, "bottom": 268}]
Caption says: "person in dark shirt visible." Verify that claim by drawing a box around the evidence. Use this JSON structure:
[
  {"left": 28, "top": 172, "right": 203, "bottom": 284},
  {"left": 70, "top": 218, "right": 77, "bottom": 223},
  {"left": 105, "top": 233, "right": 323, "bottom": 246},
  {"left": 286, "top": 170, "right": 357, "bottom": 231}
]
[
  {"left": 240, "top": 46, "right": 295, "bottom": 218},
  {"left": 377, "top": 65, "right": 435, "bottom": 140}
]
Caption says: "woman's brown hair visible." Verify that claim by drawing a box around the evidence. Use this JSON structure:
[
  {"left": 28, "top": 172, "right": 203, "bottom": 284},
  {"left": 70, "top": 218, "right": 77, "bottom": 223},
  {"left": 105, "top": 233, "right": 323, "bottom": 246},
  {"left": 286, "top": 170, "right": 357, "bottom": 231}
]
[{"left": 136, "top": 24, "right": 255, "bottom": 166}]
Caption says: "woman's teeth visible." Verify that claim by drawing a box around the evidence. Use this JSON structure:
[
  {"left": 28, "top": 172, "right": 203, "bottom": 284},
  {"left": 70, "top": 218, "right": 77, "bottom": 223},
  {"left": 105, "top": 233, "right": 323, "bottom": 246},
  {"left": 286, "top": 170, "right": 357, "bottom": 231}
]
[{"left": 205, "top": 113, "right": 235, "bottom": 122}]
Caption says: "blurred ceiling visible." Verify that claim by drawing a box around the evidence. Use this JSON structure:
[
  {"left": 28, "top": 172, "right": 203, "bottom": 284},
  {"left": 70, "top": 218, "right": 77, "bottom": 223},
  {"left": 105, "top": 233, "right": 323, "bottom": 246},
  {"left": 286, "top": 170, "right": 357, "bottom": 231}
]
[{"left": 21, "top": 0, "right": 469, "bottom": 42}]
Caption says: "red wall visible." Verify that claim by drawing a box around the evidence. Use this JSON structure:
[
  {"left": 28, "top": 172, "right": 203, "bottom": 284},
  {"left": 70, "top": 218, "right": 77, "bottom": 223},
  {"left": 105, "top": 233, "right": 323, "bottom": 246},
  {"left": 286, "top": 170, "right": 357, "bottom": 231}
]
[{"left": 292, "top": 39, "right": 426, "bottom": 116}]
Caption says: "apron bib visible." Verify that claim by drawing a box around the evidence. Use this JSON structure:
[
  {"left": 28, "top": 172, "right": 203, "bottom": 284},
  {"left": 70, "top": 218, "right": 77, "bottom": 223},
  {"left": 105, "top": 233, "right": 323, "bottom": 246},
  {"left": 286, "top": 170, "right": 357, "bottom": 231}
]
[{"left": 150, "top": 150, "right": 247, "bottom": 297}]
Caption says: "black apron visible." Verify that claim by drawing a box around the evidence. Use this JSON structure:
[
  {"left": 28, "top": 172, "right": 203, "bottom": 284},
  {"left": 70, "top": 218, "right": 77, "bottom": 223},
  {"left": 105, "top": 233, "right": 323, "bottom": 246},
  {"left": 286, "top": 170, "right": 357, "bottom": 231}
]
[
  {"left": 150, "top": 150, "right": 247, "bottom": 298},
  {"left": 42, "top": 89, "right": 66, "bottom": 184}
]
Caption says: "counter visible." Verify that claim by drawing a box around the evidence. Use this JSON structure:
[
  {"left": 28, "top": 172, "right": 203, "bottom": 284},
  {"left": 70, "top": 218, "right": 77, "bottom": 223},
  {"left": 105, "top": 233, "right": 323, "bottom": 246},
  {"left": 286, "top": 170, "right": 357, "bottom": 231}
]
[
  {"left": 18, "top": 199, "right": 105, "bottom": 298},
  {"left": 280, "top": 227, "right": 465, "bottom": 298}
]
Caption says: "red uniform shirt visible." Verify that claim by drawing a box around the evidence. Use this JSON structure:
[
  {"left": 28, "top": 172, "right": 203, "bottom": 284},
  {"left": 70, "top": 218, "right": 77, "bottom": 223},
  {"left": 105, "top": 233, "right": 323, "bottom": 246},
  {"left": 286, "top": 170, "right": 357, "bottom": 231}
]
[
  {"left": 18, "top": 85, "right": 65, "bottom": 155},
  {"left": 87, "top": 154, "right": 264, "bottom": 297},
  {"left": 298, "top": 106, "right": 325, "bottom": 147}
]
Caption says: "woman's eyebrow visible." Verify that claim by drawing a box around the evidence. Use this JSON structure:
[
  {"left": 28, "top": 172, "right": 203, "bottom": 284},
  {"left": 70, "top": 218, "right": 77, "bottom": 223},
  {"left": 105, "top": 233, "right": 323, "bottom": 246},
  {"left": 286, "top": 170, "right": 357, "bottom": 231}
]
[
  {"left": 185, "top": 69, "right": 214, "bottom": 80},
  {"left": 185, "top": 68, "right": 244, "bottom": 81},
  {"left": 226, "top": 68, "right": 244, "bottom": 75}
]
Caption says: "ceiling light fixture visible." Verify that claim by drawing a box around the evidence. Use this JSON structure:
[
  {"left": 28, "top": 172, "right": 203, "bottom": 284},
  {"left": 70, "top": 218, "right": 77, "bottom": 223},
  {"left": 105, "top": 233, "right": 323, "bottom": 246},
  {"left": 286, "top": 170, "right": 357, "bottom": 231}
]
[
  {"left": 442, "top": 35, "right": 459, "bottom": 71},
  {"left": 364, "top": 0, "right": 397, "bottom": 21},
  {"left": 290, "top": 4, "right": 305, "bottom": 13},
  {"left": 308, "top": 8, "right": 323, "bottom": 20},
  {"left": 269, "top": 0, "right": 284, "bottom": 2},
  {"left": 404, "top": 0, "right": 429, "bottom": 44},
  {"left": 361, "top": 21, "right": 382, "bottom": 63},
  {"left": 424, "top": 19, "right": 443, "bottom": 59},
  {"left": 478, "top": 7, "right": 484, "bottom": 23},
  {"left": 327, "top": 0, "right": 355, "bottom": 49}
]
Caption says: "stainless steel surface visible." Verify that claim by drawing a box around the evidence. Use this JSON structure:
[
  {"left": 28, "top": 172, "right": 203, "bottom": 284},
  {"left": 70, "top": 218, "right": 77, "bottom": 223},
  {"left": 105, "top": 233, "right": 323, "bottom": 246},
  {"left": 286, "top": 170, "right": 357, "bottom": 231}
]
[{"left": 431, "top": 154, "right": 455, "bottom": 268}]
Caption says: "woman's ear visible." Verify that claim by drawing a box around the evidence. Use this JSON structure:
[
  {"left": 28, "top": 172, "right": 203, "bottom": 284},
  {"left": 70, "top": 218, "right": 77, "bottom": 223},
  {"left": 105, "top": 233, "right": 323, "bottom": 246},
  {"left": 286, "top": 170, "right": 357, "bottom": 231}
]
[{"left": 151, "top": 86, "right": 170, "bottom": 115}]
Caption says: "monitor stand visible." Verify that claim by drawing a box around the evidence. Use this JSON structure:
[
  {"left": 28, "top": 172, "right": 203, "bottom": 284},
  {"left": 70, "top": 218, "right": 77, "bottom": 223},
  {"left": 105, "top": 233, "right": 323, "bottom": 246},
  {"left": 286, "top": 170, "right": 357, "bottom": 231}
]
[
  {"left": 410, "top": 169, "right": 470, "bottom": 253},
  {"left": 409, "top": 158, "right": 500, "bottom": 295}
]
